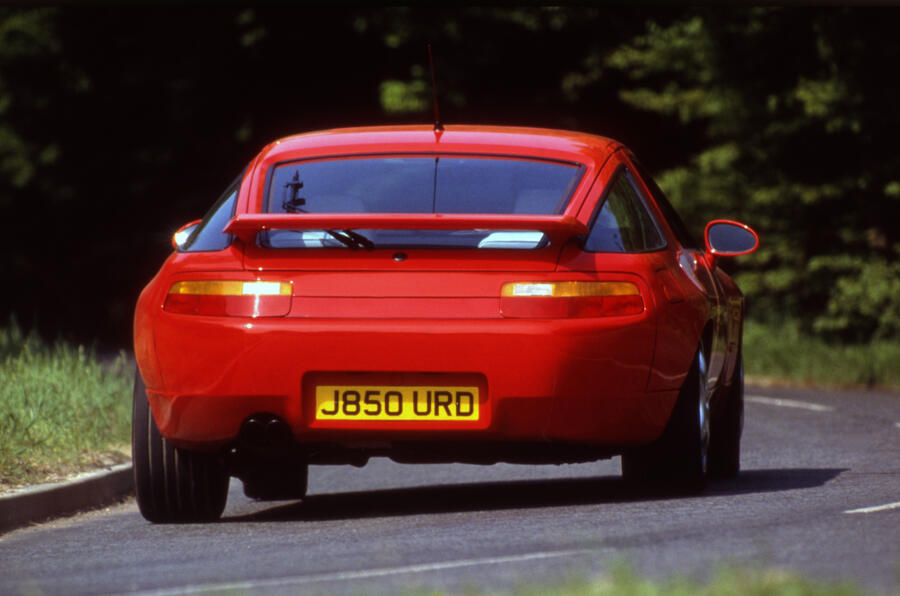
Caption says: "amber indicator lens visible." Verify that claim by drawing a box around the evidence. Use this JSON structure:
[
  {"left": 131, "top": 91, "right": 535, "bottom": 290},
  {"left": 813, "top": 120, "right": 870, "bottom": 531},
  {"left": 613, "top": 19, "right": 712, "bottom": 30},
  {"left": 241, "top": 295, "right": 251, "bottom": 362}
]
[
  {"left": 164, "top": 281, "right": 292, "bottom": 317},
  {"left": 500, "top": 281, "right": 643, "bottom": 318}
]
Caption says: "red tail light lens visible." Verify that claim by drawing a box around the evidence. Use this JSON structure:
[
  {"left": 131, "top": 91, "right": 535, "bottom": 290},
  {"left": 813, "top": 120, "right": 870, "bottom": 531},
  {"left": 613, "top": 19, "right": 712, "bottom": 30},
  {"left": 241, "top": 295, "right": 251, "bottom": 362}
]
[
  {"left": 164, "top": 281, "right": 292, "bottom": 317},
  {"left": 500, "top": 281, "right": 643, "bottom": 318}
]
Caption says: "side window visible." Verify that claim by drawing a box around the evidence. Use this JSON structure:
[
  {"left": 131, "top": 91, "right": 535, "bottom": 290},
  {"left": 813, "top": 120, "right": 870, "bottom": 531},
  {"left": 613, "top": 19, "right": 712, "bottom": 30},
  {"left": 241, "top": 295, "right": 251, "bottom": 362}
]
[
  {"left": 180, "top": 171, "right": 243, "bottom": 252},
  {"left": 631, "top": 160, "right": 700, "bottom": 249},
  {"left": 584, "top": 169, "right": 666, "bottom": 253}
]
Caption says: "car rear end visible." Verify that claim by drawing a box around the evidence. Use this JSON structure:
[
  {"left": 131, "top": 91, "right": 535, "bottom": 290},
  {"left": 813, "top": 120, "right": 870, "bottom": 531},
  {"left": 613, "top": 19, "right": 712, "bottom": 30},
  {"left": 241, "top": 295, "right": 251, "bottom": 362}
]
[{"left": 135, "top": 127, "right": 677, "bottom": 465}]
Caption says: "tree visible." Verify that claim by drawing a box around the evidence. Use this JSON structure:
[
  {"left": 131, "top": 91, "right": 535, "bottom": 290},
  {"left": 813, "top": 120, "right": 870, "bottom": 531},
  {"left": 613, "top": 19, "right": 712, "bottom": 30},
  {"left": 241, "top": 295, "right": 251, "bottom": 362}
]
[
  {"left": 3, "top": 6, "right": 898, "bottom": 345},
  {"left": 575, "top": 8, "right": 900, "bottom": 341}
]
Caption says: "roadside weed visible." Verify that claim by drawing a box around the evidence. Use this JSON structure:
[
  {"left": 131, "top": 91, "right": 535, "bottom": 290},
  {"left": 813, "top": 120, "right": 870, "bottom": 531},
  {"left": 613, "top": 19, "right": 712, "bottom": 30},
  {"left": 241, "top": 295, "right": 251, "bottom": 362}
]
[
  {"left": 0, "top": 323, "right": 132, "bottom": 489},
  {"left": 744, "top": 319, "right": 900, "bottom": 389}
]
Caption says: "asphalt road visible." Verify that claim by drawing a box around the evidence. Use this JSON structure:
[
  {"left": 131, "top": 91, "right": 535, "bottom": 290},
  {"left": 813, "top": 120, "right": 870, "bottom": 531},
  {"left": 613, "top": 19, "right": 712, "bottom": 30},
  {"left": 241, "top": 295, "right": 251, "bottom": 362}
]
[{"left": 1, "top": 386, "right": 898, "bottom": 595}]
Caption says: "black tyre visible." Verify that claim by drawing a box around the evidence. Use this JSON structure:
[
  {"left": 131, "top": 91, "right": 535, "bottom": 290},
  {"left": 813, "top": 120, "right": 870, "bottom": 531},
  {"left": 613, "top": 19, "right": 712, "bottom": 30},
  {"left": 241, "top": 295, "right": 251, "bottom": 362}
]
[
  {"left": 132, "top": 373, "right": 229, "bottom": 523},
  {"left": 621, "top": 349, "right": 710, "bottom": 492},
  {"left": 708, "top": 353, "right": 743, "bottom": 479}
]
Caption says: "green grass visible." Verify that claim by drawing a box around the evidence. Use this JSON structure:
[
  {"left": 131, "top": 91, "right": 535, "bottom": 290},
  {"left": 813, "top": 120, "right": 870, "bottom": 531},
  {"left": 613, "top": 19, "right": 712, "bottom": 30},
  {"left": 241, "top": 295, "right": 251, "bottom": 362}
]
[
  {"left": 0, "top": 323, "right": 133, "bottom": 489},
  {"left": 401, "top": 563, "right": 866, "bottom": 596},
  {"left": 744, "top": 319, "right": 900, "bottom": 390}
]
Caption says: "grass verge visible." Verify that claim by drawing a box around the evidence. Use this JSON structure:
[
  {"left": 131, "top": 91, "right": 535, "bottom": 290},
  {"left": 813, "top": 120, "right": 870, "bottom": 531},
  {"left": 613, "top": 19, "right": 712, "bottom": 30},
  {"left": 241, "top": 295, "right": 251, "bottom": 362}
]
[
  {"left": 403, "top": 563, "right": 865, "bottom": 595},
  {"left": 0, "top": 323, "right": 132, "bottom": 491},
  {"left": 744, "top": 319, "right": 900, "bottom": 390}
]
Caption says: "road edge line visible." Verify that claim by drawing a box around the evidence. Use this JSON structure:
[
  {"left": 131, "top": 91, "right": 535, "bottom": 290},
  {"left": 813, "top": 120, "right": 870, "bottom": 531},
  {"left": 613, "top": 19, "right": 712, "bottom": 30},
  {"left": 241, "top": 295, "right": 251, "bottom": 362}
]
[
  {"left": 844, "top": 501, "right": 900, "bottom": 515},
  {"left": 0, "top": 463, "right": 133, "bottom": 535},
  {"left": 745, "top": 395, "right": 834, "bottom": 412},
  {"left": 130, "top": 549, "right": 600, "bottom": 596}
]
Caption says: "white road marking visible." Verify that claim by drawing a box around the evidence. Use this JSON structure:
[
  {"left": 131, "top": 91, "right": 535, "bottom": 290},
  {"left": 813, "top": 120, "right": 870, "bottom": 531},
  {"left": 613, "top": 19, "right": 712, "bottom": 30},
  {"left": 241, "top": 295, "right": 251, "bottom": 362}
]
[
  {"left": 128, "top": 549, "right": 598, "bottom": 596},
  {"left": 845, "top": 501, "right": 900, "bottom": 515},
  {"left": 746, "top": 395, "right": 834, "bottom": 412}
]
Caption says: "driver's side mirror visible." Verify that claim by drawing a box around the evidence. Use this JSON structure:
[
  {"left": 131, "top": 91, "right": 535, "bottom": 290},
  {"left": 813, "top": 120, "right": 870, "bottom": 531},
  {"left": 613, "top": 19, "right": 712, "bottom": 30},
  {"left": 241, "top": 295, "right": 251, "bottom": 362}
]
[
  {"left": 172, "top": 219, "right": 202, "bottom": 250},
  {"left": 704, "top": 220, "right": 759, "bottom": 267}
]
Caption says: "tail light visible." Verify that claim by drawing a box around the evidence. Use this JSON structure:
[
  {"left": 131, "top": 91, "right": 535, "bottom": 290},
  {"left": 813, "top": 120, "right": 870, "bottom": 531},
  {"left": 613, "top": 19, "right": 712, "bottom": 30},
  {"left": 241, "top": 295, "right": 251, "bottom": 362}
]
[
  {"left": 500, "top": 281, "right": 643, "bottom": 318},
  {"left": 164, "top": 281, "right": 292, "bottom": 317}
]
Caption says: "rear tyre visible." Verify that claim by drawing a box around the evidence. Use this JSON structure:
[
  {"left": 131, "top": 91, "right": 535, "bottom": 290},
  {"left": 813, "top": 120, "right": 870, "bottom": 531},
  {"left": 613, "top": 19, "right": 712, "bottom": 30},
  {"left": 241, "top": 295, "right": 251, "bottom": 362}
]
[
  {"left": 132, "top": 373, "right": 229, "bottom": 523},
  {"left": 709, "top": 354, "right": 743, "bottom": 479},
  {"left": 621, "top": 349, "right": 709, "bottom": 492}
]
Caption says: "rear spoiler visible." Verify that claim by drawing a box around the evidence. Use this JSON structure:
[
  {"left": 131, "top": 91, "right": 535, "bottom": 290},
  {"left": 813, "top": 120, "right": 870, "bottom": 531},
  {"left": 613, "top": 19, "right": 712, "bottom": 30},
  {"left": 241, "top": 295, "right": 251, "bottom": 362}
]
[{"left": 224, "top": 213, "right": 588, "bottom": 244}]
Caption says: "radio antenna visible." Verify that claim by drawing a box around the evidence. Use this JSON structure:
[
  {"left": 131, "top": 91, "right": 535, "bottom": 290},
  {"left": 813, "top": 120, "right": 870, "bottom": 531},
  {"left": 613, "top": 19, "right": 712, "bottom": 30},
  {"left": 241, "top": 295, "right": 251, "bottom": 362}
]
[{"left": 427, "top": 44, "right": 443, "bottom": 132}]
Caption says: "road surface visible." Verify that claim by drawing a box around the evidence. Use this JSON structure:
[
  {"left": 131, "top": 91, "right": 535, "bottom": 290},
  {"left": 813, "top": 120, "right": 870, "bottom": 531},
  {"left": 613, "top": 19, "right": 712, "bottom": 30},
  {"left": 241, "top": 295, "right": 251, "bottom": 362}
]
[{"left": 1, "top": 385, "right": 898, "bottom": 595}]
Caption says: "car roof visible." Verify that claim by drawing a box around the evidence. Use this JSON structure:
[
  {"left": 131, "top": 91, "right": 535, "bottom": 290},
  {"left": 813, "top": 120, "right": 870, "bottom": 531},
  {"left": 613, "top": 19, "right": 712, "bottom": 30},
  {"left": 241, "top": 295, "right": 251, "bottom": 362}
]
[{"left": 259, "top": 125, "right": 623, "bottom": 167}]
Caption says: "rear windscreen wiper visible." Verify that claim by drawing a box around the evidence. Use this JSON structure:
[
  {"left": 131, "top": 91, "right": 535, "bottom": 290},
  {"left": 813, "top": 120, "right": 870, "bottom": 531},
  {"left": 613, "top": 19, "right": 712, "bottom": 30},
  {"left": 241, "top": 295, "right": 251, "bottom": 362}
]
[
  {"left": 324, "top": 228, "right": 375, "bottom": 251},
  {"left": 336, "top": 228, "right": 375, "bottom": 250},
  {"left": 282, "top": 186, "right": 374, "bottom": 251}
]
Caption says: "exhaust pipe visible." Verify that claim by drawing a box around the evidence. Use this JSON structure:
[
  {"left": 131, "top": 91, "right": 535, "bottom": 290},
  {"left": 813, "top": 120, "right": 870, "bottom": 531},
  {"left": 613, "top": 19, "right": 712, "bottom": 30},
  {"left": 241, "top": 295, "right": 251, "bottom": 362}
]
[
  {"left": 240, "top": 414, "right": 293, "bottom": 450},
  {"left": 242, "top": 417, "right": 266, "bottom": 444},
  {"left": 264, "top": 418, "right": 292, "bottom": 449}
]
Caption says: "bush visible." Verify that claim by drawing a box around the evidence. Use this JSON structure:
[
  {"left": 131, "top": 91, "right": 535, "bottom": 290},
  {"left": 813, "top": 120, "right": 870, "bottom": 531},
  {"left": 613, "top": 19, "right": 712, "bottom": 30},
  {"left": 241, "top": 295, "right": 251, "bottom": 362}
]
[{"left": 809, "top": 256, "right": 900, "bottom": 341}]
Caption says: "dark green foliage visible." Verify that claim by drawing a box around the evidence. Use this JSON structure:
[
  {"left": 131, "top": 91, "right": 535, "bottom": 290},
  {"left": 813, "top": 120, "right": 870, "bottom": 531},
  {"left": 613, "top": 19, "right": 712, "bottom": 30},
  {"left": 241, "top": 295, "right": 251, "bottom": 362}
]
[
  {"left": 593, "top": 8, "right": 900, "bottom": 341},
  {"left": 0, "top": 7, "right": 897, "bottom": 345}
]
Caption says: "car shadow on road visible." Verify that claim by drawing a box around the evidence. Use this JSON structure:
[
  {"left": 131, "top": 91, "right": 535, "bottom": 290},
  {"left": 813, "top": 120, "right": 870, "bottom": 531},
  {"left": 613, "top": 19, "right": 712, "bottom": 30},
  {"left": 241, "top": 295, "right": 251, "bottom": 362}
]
[
  {"left": 705, "top": 467, "right": 847, "bottom": 497},
  {"left": 222, "top": 467, "right": 846, "bottom": 524}
]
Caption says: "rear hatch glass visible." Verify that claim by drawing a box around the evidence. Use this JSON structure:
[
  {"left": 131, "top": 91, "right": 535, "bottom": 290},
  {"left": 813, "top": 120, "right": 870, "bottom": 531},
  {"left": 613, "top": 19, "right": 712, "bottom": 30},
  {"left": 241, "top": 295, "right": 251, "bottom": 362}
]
[{"left": 260, "top": 155, "right": 583, "bottom": 251}]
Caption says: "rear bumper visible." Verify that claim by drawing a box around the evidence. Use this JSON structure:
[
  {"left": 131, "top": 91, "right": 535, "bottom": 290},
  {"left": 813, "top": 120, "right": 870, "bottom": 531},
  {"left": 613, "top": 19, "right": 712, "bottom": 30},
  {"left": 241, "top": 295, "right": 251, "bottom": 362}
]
[{"left": 138, "top": 311, "right": 676, "bottom": 451}]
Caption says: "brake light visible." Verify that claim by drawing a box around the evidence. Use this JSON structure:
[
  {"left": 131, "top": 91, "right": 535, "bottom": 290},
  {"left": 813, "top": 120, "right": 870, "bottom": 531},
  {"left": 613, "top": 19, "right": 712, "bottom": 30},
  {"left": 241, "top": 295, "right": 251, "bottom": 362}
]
[
  {"left": 500, "top": 281, "right": 643, "bottom": 318},
  {"left": 164, "top": 281, "right": 292, "bottom": 317}
]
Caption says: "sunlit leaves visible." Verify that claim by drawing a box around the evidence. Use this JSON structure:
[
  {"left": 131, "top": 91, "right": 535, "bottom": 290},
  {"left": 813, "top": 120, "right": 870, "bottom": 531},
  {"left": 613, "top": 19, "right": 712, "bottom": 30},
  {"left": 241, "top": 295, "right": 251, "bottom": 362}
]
[
  {"left": 793, "top": 77, "right": 861, "bottom": 133},
  {"left": 380, "top": 73, "right": 464, "bottom": 115},
  {"left": 606, "top": 17, "right": 712, "bottom": 82},
  {"left": 809, "top": 257, "right": 900, "bottom": 340},
  {"left": 603, "top": 8, "right": 900, "bottom": 341},
  {"left": 380, "top": 77, "right": 428, "bottom": 114}
]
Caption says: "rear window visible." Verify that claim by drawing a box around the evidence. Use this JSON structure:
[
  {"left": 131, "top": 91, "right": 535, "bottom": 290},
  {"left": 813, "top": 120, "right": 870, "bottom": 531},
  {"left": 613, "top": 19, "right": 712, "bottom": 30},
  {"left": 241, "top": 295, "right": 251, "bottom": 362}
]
[
  {"left": 584, "top": 169, "right": 666, "bottom": 253},
  {"left": 179, "top": 170, "right": 243, "bottom": 252},
  {"left": 262, "top": 156, "right": 583, "bottom": 249}
]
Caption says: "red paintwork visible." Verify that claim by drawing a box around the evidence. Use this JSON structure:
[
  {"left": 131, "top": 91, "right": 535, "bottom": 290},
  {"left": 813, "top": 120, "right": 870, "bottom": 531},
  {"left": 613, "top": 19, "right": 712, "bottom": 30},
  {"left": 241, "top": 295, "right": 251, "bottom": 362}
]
[
  {"left": 134, "top": 125, "right": 756, "bottom": 457},
  {"left": 225, "top": 213, "right": 588, "bottom": 242}
]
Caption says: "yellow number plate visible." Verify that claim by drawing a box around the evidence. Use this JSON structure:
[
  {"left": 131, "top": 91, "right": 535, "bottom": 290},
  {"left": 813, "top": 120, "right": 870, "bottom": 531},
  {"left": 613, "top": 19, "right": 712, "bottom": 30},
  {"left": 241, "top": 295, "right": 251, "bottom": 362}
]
[{"left": 315, "top": 385, "right": 480, "bottom": 421}]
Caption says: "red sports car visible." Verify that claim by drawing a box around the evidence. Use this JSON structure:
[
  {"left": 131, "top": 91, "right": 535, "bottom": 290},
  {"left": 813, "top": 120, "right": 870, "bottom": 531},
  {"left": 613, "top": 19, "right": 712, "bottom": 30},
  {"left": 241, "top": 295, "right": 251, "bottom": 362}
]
[{"left": 133, "top": 125, "right": 758, "bottom": 522}]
